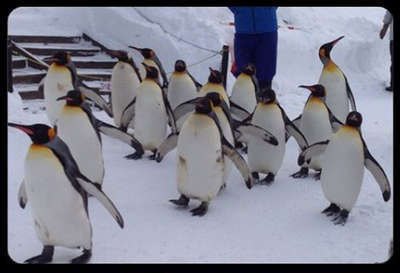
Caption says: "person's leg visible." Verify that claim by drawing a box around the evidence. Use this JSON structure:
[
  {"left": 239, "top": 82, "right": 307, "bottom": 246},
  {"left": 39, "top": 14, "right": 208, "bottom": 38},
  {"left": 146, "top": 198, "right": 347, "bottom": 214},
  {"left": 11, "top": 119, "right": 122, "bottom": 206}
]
[
  {"left": 233, "top": 33, "right": 256, "bottom": 77},
  {"left": 254, "top": 31, "right": 278, "bottom": 89}
]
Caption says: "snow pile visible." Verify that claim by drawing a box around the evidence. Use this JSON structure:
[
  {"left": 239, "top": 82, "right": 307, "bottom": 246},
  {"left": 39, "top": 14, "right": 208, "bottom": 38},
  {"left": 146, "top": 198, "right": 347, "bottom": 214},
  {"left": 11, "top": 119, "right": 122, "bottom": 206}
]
[{"left": 8, "top": 7, "right": 392, "bottom": 263}]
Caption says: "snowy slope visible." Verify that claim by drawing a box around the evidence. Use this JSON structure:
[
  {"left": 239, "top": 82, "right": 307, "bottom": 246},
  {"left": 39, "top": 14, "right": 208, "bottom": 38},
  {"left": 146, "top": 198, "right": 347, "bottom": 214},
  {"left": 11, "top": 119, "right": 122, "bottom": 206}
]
[{"left": 7, "top": 7, "right": 392, "bottom": 263}]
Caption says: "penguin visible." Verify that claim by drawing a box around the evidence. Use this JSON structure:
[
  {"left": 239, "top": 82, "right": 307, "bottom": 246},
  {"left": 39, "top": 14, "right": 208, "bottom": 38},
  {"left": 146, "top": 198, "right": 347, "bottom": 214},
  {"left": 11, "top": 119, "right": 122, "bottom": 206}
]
[
  {"left": 169, "top": 96, "right": 253, "bottom": 216},
  {"left": 239, "top": 88, "right": 308, "bottom": 184},
  {"left": 124, "top": 63, "right": 176, "bottom": 160},
  {"left": 128, "top": 45, "right": 168, "bottom": 88},
  {"left": 318, "top": 36, "right": 357, "bottom": 122},
  {"left": 290, "top": 84, "right": 342, "bottom": 180},
  {"left": 8, "top": 122, "right": 124, "bottom": 264},
  {"left": 229, "top": 63, "right": 258, "bottom": 120},
  {"left": 298, "top": 111, "right": 391, "bottom": 225},
  {"left": 43, "top": 51, "right": 112, "bottom": 126},
  {"left": 199, "top": 68, "right": 230, "bottom": 107},
  {"left": 56, "top": 90, "right": 144, "bottom": 184},
  {"left": 108, "top": 49, "right": 142, "bottom": 131},
  {"left": 167, "top": 60, "right": 201, "bottom": 130}
]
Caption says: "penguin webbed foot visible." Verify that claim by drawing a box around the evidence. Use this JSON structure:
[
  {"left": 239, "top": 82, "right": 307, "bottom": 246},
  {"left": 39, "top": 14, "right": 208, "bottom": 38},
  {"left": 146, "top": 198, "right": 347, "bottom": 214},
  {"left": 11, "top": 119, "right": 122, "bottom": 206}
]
[
  {"left": 70, "top": 249, "right": 92, "bottom": 264},
  {"left": 322, "top": 203, "right": 341, "bottom": 217},
  {"left": 313, "top": 171, "right": 321, "bottom": 180},
  {"left": 258, "top": 173, "right": 275, "bottom": 185},
  {"left": 290, "top": 167, "right": 309, "bottom": 179},
  {"left": 24, "top": 245, "right": 54, "bottom": 264},
  {"left": 148, "top": 150, "right": 157, "bottom": 160},
  {"left": 124, "top": 151, "right": 143, "bottom": 160},
  {"left": 190, "top": 202, "right": 208, "bottom": 216},
  {"left": 332, "top": 210, "right": 349, "bottom": 226},
  {"left": 169, "top": 194, "right": 189, "bottom": 207}
]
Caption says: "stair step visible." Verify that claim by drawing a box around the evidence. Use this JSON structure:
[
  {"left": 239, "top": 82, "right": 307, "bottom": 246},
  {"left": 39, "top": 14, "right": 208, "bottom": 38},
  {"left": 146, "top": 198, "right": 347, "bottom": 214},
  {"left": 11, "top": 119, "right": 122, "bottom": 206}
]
[
  {"left": 9, "top": 35, "right": 81, "bottom": 44},
  {"left": 12, "top": 56, "right": 27, "bottom": 69},
  {"left": 15, "top": 42, "right": 101, "bottom": 56}
]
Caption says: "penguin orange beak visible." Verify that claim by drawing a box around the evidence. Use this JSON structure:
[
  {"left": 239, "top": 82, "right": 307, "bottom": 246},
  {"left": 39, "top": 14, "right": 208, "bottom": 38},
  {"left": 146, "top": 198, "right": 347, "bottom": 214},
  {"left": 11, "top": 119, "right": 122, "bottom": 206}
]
[
  {"left": 129, "top": 45, "right": 141, "bottom": 52},
  {"left": 43, "top": 57, "right": 60, "bottom": 64},
  {"left": 107, "top": 49, "right": 122, "bottom": 58},
  {"left": 298, "top": 85, "right": 315, "bottom": 92},
  {"left": 56, "top": 95, "right": 73, "bottom": 102},
  {"left": 209, "top": 67, "right": 217, "bottom": 76},
  {"left": 8, "top": 123, "right": 34, "bottom": 136}
]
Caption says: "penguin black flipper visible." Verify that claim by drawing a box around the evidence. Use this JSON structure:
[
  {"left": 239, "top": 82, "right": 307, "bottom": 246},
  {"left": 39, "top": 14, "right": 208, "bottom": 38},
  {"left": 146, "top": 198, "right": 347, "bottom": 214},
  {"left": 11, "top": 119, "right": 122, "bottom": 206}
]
[
  {"left": 298, "top": 140, "right": 330, "bottom": 166},
  {"left": 95, "top": 118, "right": 144, "bottom": 155},
  {"left": 234, "top": 123, "right": 279, "bottom": 146},
  {"left": 45, "top": 137, "right": 124, "bottom": 228},
  {"left": 162, "top": 89, "right": 178, "bottom": 134},
  {"left": 343, "top": 73, "right": 357, "bottom": 112},
  {"left": 173, "top": 98, "right": 198, "bottom": 121},
  {"left": 187, "top": 71, "right": 202, "bottom": 91},
  {"left": 229, "top": 100, "right": 251, "bottom": 121},
  {"left": 278, "top": 104, "right": 308, "bottom": 150},
  {"left": 221, "top": 137, "right": 253, "bottom": 190},
  {"left": 155, "top": 133, "right": 179, "bottom": 162},
  {"left": 80, "top": 102, "right": 102, "bottom": 144},
  {"left": 18, "top": 180, "right": 28, "bottom": 209},
  {"left": 152, "top": 54, "right": 168, "bottom": 88},
  {"left": 251, "top": 74, "right": 260, "bottom": 98},
  {"left": 120, "top": 97, "right": 136, "bottom": 131},
  {"left": 208, "top": 111, "right": 253, "bottom": 189},
  {"left": 286, "top": 114, "right": 302, "bottom": 142},
  {"left": 78, "top": 85, "right": 113, "bottom": 118},
  {"left": 361, "top": 137, "right": 391, "bottom": 202},
  {"left": 325, "top": 104, "right": 344, "bottom": 133}
]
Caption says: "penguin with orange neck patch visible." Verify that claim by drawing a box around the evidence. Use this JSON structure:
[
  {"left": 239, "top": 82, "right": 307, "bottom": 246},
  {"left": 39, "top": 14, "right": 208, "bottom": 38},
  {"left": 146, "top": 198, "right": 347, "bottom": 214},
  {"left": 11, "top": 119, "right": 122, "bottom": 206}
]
[
  {"left": 298, "top": 111, "right": 391, "bottom": 225},
  {"left": 9, "top": 122, "right": 124, "bottom": 263},
  {"left": 317, "top": 36, "right": 357, "bottom": 123}
]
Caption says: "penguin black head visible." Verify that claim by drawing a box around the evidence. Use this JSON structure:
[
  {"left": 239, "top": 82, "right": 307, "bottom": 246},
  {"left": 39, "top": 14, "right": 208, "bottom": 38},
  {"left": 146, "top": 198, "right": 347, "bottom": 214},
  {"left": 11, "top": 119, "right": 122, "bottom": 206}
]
[
  {"left": 208, "top": 68, "right": 223, "bottom": 84},
  {"left": 319, "top": 36, "right": 344, "bottom": 63},
  {"left": 242, "top": 63, "right": 256, "bottom": 76},
  {"left": 299, "top": 84, "right": 326, "bottom": 98},
  {"left": 174, "top": 60, "right": 187, "bottom": 72},
  {"left": 108, "top": 50, "right": 130, "bottom": 63},
  {"left": 205, "top": 92, "right": 222, "bottom": 107},
  {"left": 142, "top": 63, "right": 159, "bottom": 80},
  {"left": 8, "top": 123, "right": 55, "bottom": 144},
  {"left": 194, "top": 96, "right": 213, "bottom": 114},
  {"left": 259, "top": 88, "right": 276, "bottom": 104},
  {"left": 346, "top": 111, "right": 362, "bottom": 127},
  {"left": 44, "top": 51, "right": 71, "bottom": 65},
  {"left": 56, "top": 89, "right": 85, "bottom": 106},
  {"left": 129, "top": 46, "right": 154, "bottom": 59}
]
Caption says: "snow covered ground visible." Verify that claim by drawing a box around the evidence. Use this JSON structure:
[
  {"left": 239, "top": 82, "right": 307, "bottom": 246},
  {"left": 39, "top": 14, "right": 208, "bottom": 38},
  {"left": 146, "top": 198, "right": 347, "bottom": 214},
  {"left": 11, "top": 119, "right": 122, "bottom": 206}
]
[{"left": 8, "top": 7, "right": 393, "bottom": 263}]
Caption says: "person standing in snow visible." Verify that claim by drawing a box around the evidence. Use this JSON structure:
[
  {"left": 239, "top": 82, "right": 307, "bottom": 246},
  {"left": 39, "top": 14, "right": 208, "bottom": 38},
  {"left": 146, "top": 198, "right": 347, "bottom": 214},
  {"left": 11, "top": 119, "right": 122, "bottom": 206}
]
[
  {"left": 228, "top": 7, "right": 278, "bottom": 92},
  {"left": 379, "top": 9, "right": 393, "bottom": 92}
]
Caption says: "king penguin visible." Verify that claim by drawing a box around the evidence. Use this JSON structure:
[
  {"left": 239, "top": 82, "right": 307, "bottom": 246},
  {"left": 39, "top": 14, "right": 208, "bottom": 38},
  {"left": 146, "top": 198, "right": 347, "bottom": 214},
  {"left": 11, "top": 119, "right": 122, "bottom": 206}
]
[
  {"left": 43, "top": 51, "right": 112, "bottom": 125},
  {"left": 199, "top": 68, "right": 230, "bottom": 107},
  {"left": 125, "top": 63, "right": 176, "bottom": 160},
  {"left": 169, "top": 96, "right": 253, "bottom": 216},
  {"left": 108, "top": 49, "right": 142, "bottom": 131},
  {"left": 241, "top": 88, "right": 308, "bottom": 184},
  {"left": 298, "top": 111, "right": 391, "bottom": 225},
  {"left": 229, "top": 63, "right": 258, "bottom": 120},
  {"left": 129, "top": 45, "right": 168, "bottom": 88},
  {"left": 291, "top": 84, "right": 342, "bottom": 180},
  {"left": 8, "top": 122, "right": 124, "bottom": 264},
  {"left": 318, "top": 36, "right": 357, "bottom": 122},
  {"left": 167, "top": 60, "right": 201, "bottom": 130}
]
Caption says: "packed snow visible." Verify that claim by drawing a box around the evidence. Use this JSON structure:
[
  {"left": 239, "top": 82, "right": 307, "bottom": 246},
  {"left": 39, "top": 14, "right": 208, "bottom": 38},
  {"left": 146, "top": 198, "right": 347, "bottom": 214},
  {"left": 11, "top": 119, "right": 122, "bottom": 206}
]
[{"left": 8, "top": 7, "right": 393, "bottom": 263}]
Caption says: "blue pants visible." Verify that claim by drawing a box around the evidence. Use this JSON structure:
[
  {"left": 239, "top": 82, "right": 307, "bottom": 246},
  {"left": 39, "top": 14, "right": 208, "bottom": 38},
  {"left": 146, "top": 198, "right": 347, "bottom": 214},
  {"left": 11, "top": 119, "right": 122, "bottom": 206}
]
[{"left": 233, "top": 31, "right": 278, "bottom": 88}]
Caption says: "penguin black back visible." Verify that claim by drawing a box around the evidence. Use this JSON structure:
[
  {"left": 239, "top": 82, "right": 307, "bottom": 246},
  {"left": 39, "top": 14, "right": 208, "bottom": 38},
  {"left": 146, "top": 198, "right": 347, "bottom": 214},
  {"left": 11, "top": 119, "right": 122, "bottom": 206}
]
[
  {"left": 208, "top": 68, "right": 223, "bottom": 84},
  {"left": 195, "top": 97, "right": 213, "bottom": 114},
  {"left": 242, "top": 63, "right": 256, "bottom": 76}
]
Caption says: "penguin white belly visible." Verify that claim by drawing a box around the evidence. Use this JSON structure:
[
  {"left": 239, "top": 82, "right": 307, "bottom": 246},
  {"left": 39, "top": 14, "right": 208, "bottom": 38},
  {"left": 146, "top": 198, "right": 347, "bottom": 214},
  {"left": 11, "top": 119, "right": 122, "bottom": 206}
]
[
  {"left": 57, "top": 107, "right": 104, "bottom": 185},
  {"left": 214, "top": 107, "right": 234, "bottom": 183},
  {"left": 177, "top": 114, "right": 224, "bottom": 202},
  {"left": 321, "top": 127, "right": 364, "bottom": 211},
  {"left": 230, "top": 75, "right": 257, "bottom": 113},
  {"left": 134, "top": 84, "right": 167, "bottom": 151},
  {"left": 199, "top": 84, "right": 230, "bottom": 107},
  {"left": 111, "top": 62, "right": 140, "bottom": 128},
  {"left": 24, "top": 145, "right": 92, "bottom": 249},
  {"left": 44, "top": 67, "right": 74, "bottom": 125},
  {"left": 248, "top": 104, "right": 285, "bottom": 174},
  {"left": 168, "top": 74, "right": 199, "bottom": 130},
  {"left": 318, "top": 71, "right": 348, "bottom": 122},
  {"left": 300, "top": 100, "right": 332, "bottom": 170}
]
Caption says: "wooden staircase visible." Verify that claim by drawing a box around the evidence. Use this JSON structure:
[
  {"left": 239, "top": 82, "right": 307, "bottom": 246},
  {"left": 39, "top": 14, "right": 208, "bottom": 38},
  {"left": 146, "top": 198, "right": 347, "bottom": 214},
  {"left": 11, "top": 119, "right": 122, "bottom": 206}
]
[{"left": 8, "top": 34, "right": 117, "bottom": 101}]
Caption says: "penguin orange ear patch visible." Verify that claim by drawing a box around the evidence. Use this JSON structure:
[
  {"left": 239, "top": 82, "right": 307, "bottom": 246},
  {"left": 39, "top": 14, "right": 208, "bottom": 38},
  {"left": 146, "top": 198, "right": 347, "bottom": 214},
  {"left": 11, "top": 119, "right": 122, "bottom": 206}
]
[
  {"left": 48, "top": 128, "right": 56, "bottom": 140},
  {"left": 319, "top": 48, "right": 325, "bottom": 56}
]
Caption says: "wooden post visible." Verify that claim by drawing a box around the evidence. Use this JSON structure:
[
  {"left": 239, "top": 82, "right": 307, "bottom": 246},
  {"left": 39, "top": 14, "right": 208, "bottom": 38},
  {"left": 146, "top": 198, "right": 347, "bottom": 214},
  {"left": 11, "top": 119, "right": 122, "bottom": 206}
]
[
  {"left": 7, "top": 38, "right": 13, "bottom": 93},
  {"left": 220, "top": 45, "right": 229, "bottom": 89}
]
